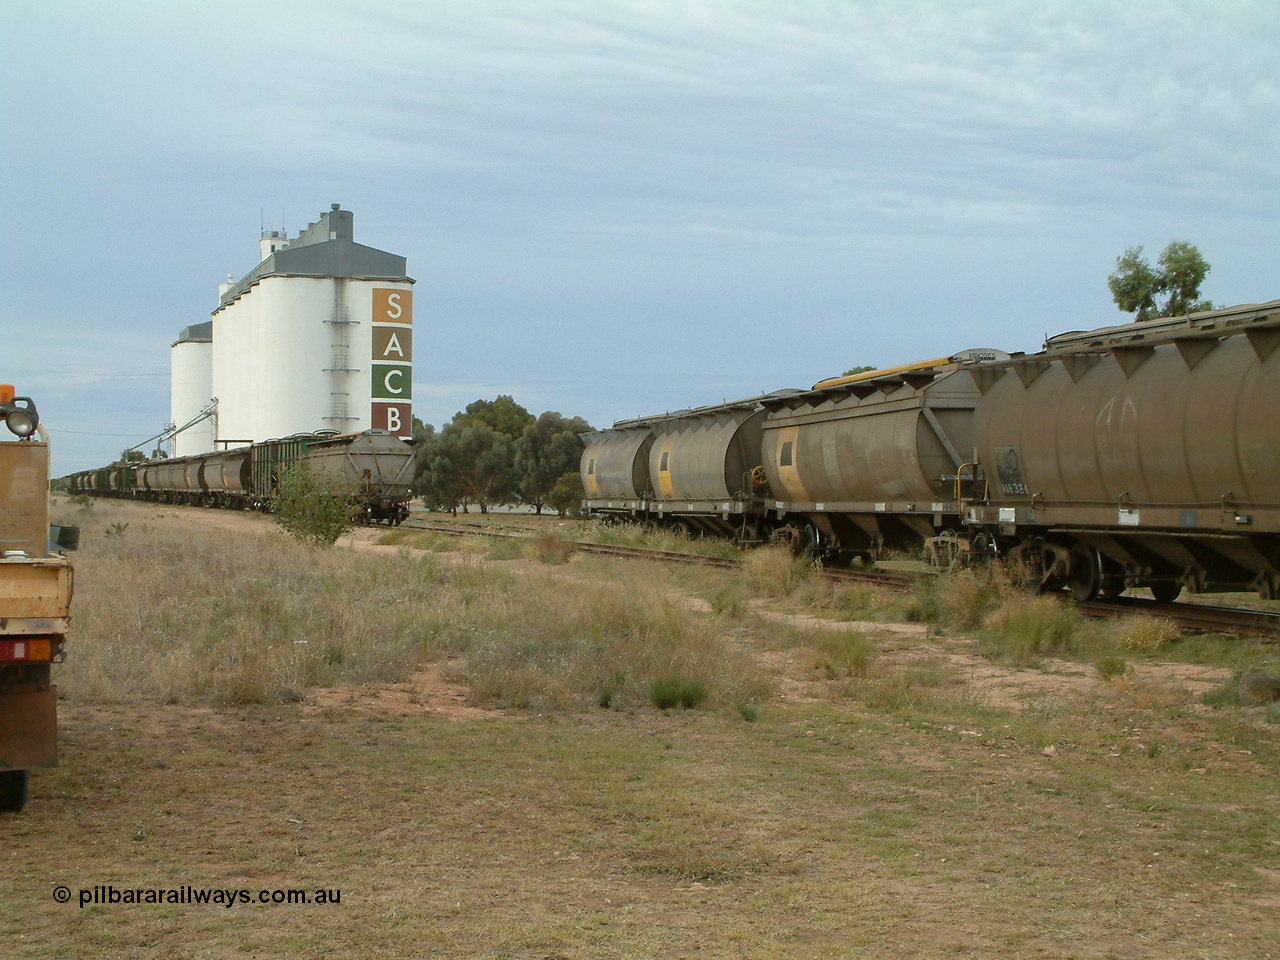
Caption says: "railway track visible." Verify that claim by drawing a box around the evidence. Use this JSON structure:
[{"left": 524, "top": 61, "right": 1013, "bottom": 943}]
[
  {"left": 403, "top": 519, "right": 908, "bottom": 582},
  {"left": 400, "top": 518, "right": 1280, "bottom": 638},
  {"left": 1077, "top": 597, "right": 1280, "bottom": 639}
]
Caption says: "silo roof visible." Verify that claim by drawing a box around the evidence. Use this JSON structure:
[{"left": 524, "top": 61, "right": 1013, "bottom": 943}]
[
  {"left": 214, "top": 206, "right": 414, "bottom": 314},
  {"left": 173, "top": 320, "right": 213, "bottom": 346}
]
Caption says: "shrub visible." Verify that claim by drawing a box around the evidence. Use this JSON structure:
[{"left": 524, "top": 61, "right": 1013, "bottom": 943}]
[
  {"left": 532, "top": 529, "right": 576, "bottom": 564},
  {"left": 936, "top": 572, "right": 1000, "bottom": 630},
  {"left": 981, "top": 595, "right": 1081, "bottom": 664},
  {"left": 1113, "top": 615, "right": 1181, "bottom": 651},
  {"left": 1094, "top": 654, "right": 1129, "bottom": 680},
  {"left": 744, "top": 545, "right": 812, "bottom": 596},
  {"left": 902, "top": 578, "right": 943, "bottom": 623},
  {"left": 810, "top": 630, "right": 874, "bottom": 679},
  {"left": 597, "top": 670, "right": 627, "bottom": 709},
  {"left": 272, "top": 465, "right": 358, "bottom": 546},
  {"left": 853, "top": 661, "right": 958, "bottom": 712},
  {"left": 485, "top": 536, "right": 527, "bottom": 561},
  {"left": 1240, "top": 672, "right": 1280, "bottom": 704},
  {"left": 839, "top": 583, "right": 896, "bottom": 618},
  {"left": 708, "top": 581, "right": 748, "bottom": 618},
  {"left": 650, "top": 677, "right": 708, "bottom": 710}
]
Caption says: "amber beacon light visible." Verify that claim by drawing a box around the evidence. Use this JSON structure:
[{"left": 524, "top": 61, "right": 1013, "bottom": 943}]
[{"left": 0, "top": 384, "right": 39, "bottom": 438}]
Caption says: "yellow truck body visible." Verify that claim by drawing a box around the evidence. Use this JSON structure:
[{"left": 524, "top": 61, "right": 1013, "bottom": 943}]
[{"left": 0, "top": 438, "right": 72, "bottom": 809}]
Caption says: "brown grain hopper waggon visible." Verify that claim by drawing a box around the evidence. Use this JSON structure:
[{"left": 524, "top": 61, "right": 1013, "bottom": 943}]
[
  {"left": 759, "top": 349, "right": 1006, "bottom": 557},
  {"left": 964, "top": 298, "right": 1280, "bottom": 602},
  {"left": 581, "top": 299, "right": 1280, "bottom": 602},
  {"left": 66, "top": 429, "right": 416, "bottom": 524}
]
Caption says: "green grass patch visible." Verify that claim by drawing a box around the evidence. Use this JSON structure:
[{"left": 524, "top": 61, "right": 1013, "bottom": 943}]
[
  {"left": 649, "top": 676, "right": 709, "bottom": 710},
  {"left": 980, "top": 595, "right": 1083, "bottom": 664}
]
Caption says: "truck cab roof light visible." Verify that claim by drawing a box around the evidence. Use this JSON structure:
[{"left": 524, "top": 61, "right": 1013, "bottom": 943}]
[{"left": 0, "top": 386, "right": 40, "bottom": 438}]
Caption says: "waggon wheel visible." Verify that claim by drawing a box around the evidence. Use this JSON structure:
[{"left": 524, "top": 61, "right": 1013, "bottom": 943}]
[
  {"left": 772, "top": 526, "right": 802, "bottom": 555},
  {"left": 1100, "top": 579, "right": 1126, "bottom": 599},
  {"left": 803, "top": 522, "right": 823, "bottom": 558},
  {"left": 1149, "top": 582, "right": 1182, "bottom": 604},
  {"left": 1067, "top": 543, "right": 1101, "bottom": 602}
]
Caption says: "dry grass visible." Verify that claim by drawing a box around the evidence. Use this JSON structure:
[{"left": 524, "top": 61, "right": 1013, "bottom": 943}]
[
  {"left": 742, "top": 544, "right": 814, "bottom": 596},
  {"left": 436, "top": 573, "right": 773, "bottom": 711},
  {"left": 56, "top": 500, "right": 441, "bottom": 704},
  {"left": 793, "top": 628, "right": 876, "bottom": 680},
  {"left": 568, "top": 518, "right": 742, "bottom": 561},
  {"left": 53, "top": 497, "right": 769, "bottom": 714},
  {"left": 980, "top": 594, "right": 1082, "bottom": 663},
  {"left": 1110, "top": 614, "right": 1182, "bottom": 650},
  {"left": 530, "top": 528, "right": 575, "bottom": 564},
  {"left": 10, "top": 497, "right": 1277, "bottom": 959}
]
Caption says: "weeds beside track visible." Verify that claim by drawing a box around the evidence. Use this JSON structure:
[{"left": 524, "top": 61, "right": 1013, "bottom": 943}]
[{"left": 403, "top": 516, "right": 1280, "bottom": 638}]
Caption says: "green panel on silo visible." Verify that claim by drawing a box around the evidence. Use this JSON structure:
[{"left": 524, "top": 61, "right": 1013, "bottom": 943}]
[{"left": 372, "top": 363, "right": 412, "bottom": 400}]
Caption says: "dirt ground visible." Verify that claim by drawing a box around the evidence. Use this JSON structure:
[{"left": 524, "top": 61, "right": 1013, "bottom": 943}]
[{"left": 5, "top": 506, "right": 1278, "bottom": 959}]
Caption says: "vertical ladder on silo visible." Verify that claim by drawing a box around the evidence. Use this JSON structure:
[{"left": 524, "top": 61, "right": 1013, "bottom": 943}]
[{"left": 323, "top": 278, "right": 359, "bottom": 428}]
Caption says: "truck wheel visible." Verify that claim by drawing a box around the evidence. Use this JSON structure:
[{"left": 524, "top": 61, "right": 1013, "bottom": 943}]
[{"left": 0, "top": 770, "right": 30, "bottom": 812}]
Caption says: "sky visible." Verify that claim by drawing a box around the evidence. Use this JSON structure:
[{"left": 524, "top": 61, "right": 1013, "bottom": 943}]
[{"left": 2, "top": 0, "right": 1277, "bottom": 475}]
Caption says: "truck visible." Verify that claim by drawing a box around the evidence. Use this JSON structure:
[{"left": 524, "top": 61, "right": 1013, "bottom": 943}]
[{"left": 0, "top": 386, "right": 76, "bottom": 812}]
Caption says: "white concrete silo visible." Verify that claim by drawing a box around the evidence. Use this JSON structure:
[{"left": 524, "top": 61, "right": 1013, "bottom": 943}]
[
  {"left": 199, "top": 205, "right": 414, "bottom": 445},
  {"left": 170, "top": 322, "right": 215, "bottom": 457}
]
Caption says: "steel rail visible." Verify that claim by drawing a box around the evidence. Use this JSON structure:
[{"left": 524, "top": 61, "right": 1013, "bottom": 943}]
[
  {"left": 403, "top": 518, "right": 918, "bottom": 584},
  {"left": 401, "top": 519, "right": 1279, "bottom": 638},
  {"left": 1078, "top": 597, "right": 1280, "bottom": 640}
]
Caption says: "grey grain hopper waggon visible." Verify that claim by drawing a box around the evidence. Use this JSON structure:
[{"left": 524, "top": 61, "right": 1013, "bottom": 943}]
[{"left": 582, "top": 392, "right": 792, "bottom": 541}]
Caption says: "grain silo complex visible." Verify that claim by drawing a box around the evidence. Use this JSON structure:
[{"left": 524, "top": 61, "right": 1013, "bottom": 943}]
[{"left": 169, "top": 204, "right": 414, "bottom": 457}]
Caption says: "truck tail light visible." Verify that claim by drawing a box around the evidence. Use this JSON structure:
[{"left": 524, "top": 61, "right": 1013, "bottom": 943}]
[{"left": 0, "top": 639, "right": 53, "bottom": 662}]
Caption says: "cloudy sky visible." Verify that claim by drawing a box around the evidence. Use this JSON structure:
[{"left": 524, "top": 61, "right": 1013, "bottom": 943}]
[{"left": 2, "top": 0, "right": 1277, "bottom": 474}]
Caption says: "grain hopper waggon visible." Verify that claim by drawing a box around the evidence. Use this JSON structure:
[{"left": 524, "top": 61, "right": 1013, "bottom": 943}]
[
  {"left": 581, "top": 299, "right": 1280, "bottom": 602},
  {"left": 66, "top": 429, "right": 415, "bottom": 524},
  {"left": 961, "top": 298, "right": 1280, "bottom": 602}
]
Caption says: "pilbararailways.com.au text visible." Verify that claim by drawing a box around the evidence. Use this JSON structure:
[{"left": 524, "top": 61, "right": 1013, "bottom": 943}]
[{"left": 57, "top": 885, "right": 341, "bottom": 908}]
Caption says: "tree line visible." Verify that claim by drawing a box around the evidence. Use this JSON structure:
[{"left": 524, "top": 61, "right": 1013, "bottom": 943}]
[{"left": 412, "top": 395, "right": 591, "bottom": 516}]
